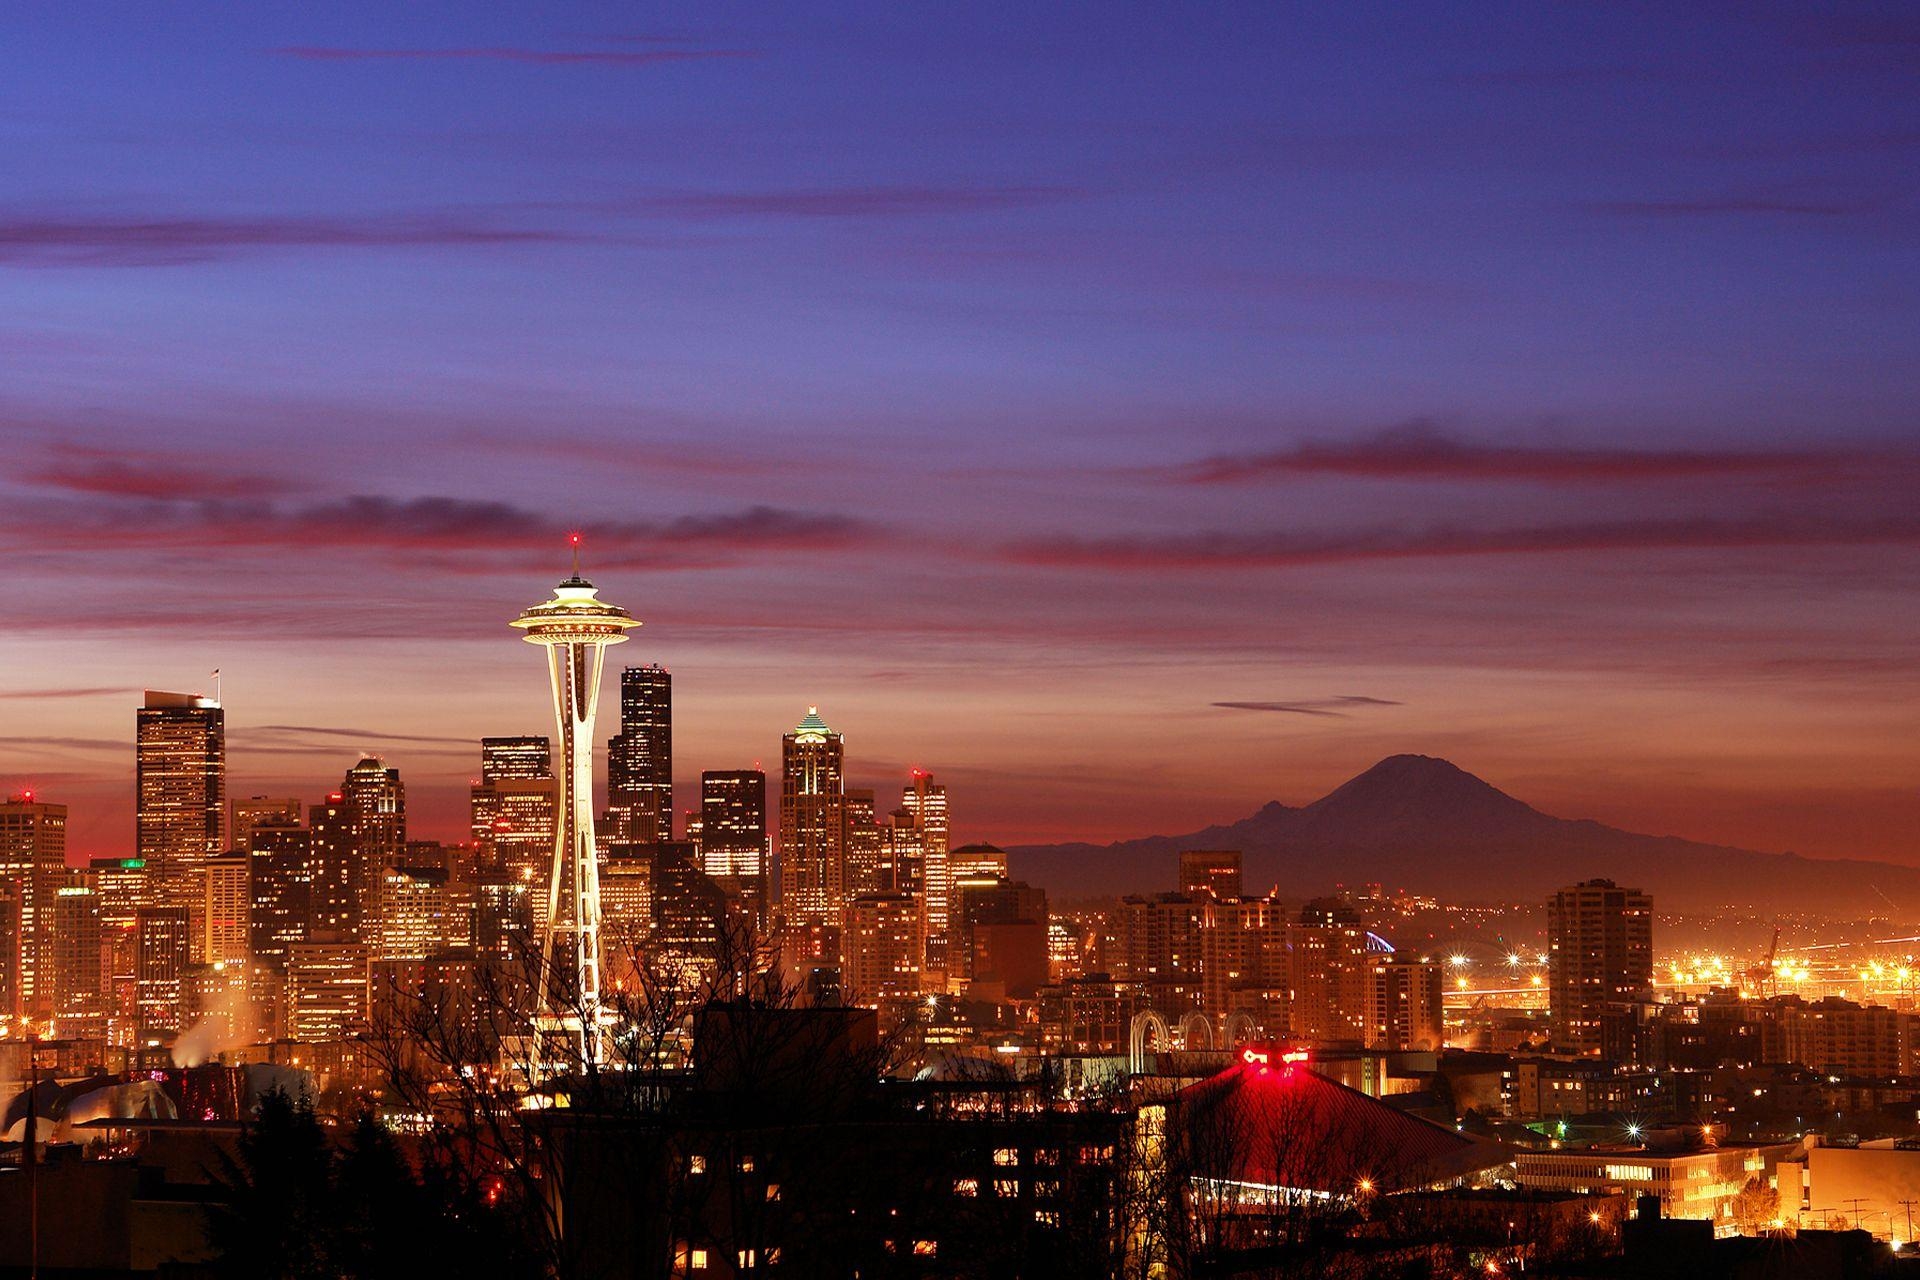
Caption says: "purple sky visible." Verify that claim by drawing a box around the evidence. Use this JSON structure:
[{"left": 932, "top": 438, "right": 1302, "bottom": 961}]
[{"left": 2, "top": 4, "right": 1916, "bottom": 863}]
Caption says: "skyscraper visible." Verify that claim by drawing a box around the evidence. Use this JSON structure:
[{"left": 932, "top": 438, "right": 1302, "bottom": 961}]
[
  {"left": 606, "top": 664, "right": 672, "bottom": 844},
  {"left": 471, "top": 739, "right": 556, "bottom": 912},
  {"left": 307, "top": 792, "right": 356, "bottom": 940},
  {"left": 0, "top": 791, "right": 65, "bottom": 1016},
  {"left": 902, "top": 771, "right": 950, "bottom": 971},
  {"left": 230, "top": 796, "right": 302, "bottom": 852},
  {"left": 511, "top": 555, "right": 639, "bottom": 1070},
  {"left": 51, "top": 880, "right": 105, "bottom": 1038},
  {"left": 481, "top": 735, "right": 552, "bottom": 782},
  {"left": 842, "top": 789, "right": 881, "bottom": 895},
  {"left": 341, "top": 756, "right": 406, "bottom": 934},
  {"left": 136, "top": 690, "right": 225, "bottom": 946},
  {"left": 202, "top": 852, "right": 252, "bottom": 968},
  {"left": 135, "top": 905, "right": 191, "bottom": 1032},
  {"left": 779, "top": 708, "right": 845, "bottom": 925},
  {"left": 1178, "top": 850, "right": 1243, "bottom": 901},
  {"left": 1549, "top": 878, "right": 1653, "bottom": 1056},
  {"left": 248, "top": 823, "right": 311, "bottom": 972},
  {"left": 700, "top": 768, "right": 768, "bottom": 918}
]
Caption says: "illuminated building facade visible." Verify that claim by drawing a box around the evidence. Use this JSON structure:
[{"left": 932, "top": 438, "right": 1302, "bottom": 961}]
[
  {"left": 229, "top": 795, "right": 301, "bottom": 852},
  {"left": 1287, "top": 898, "right": 1372, "bottom": 1045},
  {"left": 606, "top": 664, "right": 672, "bottom": 844},
  {"left": 842, "top": 788, "right": 882, "bottom": 895},
  {"left": 481, "top": 735, "right": 552, "bottom": 782},
  {"left": 779, "top": 708, "right": 845, "bottom": 924},
  {"left": 1549, "top": 878, "right": 1653, "bottom": 1056},
  {"left": 1178, "top": 849, "right": 1243, "bottom": 900},
  {"left": 50, "top": 881, "right": 105, "bottom": 1037},
  {"left": 511, "top": 558, "right": 639, "bottom": 1068},
  {"left": 340, "top": 755, "right": 406, "bottom": 937},
  {"left": 903, "top": 771, "right": 950, "bottom": 971},
  {"left": 1363, "top": 955, "right": 1445, "bottom": 1051},
  {"left": 0, "top": 791, "right": 66, "bottom": 1016},
  {"left": 471, "top": 739, "right": 556, "bottom": 922},
  {"left": 842, "top": 891, "right": 923, "bottom": 1007},
  {"left": 700, "top": 769, "right": 768, "bottom": 884},
  {"left": 286, "top": 940, "right": 372, "bottom": 1042},
  {"left": 375, "top": 864, "right": 465, "bottom": 960},
  {"left": 307, "top": 792, "right": 356, "bottom": 940},
  {"left": 202, "top": 852, "right": 251, "bottom": 967},
  {"left": 135, "top": 905, "right": 191, "bottom": 1032},
  {"left": 136, "top": 690, "right": 225, "bottom": 954},
  {"left": 248, "top": 823, "right": 311, "bottom": 971}
]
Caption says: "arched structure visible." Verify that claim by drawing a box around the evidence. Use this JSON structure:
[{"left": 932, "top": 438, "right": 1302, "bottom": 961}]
[
  {"left": 1221, "top": 1012, "right": 1255, "bottom": 1048},
  {"left": 1129, "top": 1010, "right": 1170, "bottom": 1075},
  {"left": 1178, "top": 1010, "right": 1214, "bottom": 1051}
]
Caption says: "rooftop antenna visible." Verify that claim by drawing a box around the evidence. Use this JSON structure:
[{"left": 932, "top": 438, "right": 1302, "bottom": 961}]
[{"left": 570, "top": 531, "right": 582, "bottom": 579}]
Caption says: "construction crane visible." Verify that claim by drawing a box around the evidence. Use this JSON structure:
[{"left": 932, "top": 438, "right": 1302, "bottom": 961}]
[{"left": 1743, "top": 923, "right": 1780, "bottom": 997}]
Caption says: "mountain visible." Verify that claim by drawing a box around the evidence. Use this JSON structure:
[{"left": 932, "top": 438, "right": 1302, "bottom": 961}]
[{"left": 1008, "top": 754, "right": 1920, "bottom": 918}]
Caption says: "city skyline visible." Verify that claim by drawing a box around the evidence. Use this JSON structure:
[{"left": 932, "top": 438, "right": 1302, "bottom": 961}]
[{"left": 1, "top": 7, "right": 1916, "bottom": 865}]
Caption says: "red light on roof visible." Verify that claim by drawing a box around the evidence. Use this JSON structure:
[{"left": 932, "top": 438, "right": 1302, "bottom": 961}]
[
  {"left": 569, "top": 532, "right": 581, "bottom": 546},
  {"left": 21, "top": 790, "right": 32, "bottom": 802}
]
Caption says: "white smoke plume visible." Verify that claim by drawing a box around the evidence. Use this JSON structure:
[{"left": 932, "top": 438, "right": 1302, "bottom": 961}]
[{"left": 172, "top": 978, "right": 254, "bottom": 1067}]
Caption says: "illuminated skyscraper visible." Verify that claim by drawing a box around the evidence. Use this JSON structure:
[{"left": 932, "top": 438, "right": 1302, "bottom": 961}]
[
  {"left": 779, "top": 708, "right": 845, "bottom": 924},
  {"left": 902, "top": 772, "right": 950, "bottom": 971},
  {"left": 202, "top": 852, "right": 252, "bottom": 968},
  {"left": 230, "top": 796, "right": 302, "bottom": 852},
  {"left": 307, "top": 792, "right": 356, "bottom": 940},
  {"left": 135, "top": 905, "right": 191, "bottom": 1032},
  {"left": 1549, "top": 879, "right": 1653, "bottom": 1056},
  {"left": 0, "top": 791, "right": 65, "bottom": 1016},
  {"left": 481, "top": 735, "right": 552, "bottom": 782},
  {"left": 248, "top": 823, "right": 310, "bottom": 972},
  {"left": 700, "top": 770, "right": 767, "bottom": 882},
  {"left": 606, "top": 664, "right": 672, "bottom": 844},
  {"left": 136, "top": 690, "right": 225, "bottom": 948},
  {"left": 287, "top": 940, "right": 371, "bottom": 1042},
  {"left": 341, "top": 756, "right": 406, "bottom": 935},
  {"left": 511, "top": 551, "right": 639, "bottom": 1069},
  {"left": 50, "top": 880, "right": 105, "bottom": 1038},
  {"left": 841, "top": 789, "right": 882, "bottom": 895}
]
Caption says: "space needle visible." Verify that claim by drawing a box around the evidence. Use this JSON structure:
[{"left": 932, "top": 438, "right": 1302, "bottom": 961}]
[{"left": 511, "top": 535, "right": 639, "bottom": 1073}]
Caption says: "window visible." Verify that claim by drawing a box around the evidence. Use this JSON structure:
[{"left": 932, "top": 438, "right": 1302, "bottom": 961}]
[
  {"left": 954, "top": 1178, "right": 980, "bottom": 1197},
  {"left": 1035, "top": 1210, "right": 1060, "bottom": 1228},
  {"left": 687, "top": 1155, "right": 706, "bottom": 1175},
  {"left": 736, "top": 1249, "right": 757, "bottom": 1269},
  {"left": 1035, "top": 1180, "right": 1060, "bottom": 1199},
  {"left": 993, "top": 1147, "right": 1019, "bottom": 1166},
  {"left": 690, "top": 1248, "right": 709, "bottom": 1270},
  {"left": 766, "top": 1183, "right": 781, "bottom": 1201},
  {"left": 1034, "top": 1148, "right": 1061, "bottom": 1166},
  {"left": 994, "top": 1179, "right": 1019, "bottom": 1198},
  {"left": 739, "top": 1156, "right": 756, "bottom": 1173},
  {"left": 913, "top": 1240, "right": 938, "bottom": 1257}
]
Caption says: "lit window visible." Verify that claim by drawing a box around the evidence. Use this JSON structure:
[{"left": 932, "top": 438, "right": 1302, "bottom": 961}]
[
  {"left": 688, "top": 1155, "right": 706, "bottom": 1175},
  {"left": 1035, "top": 1210, "right": 1060, "bottom": 1227},
  {"left": 993, "top": 1147, "right": 1019, "bottom": 1166},
  {"left": 954, "top": 1178, "right": 980, "bottom": 1197},
  {"left": 736, "top": 1249, "right": 756, "bottom": 1269},
  {"left": 1034, "top": 1148, "right": 1061, "bottom": 1166},
  {"left": 739, "top": 1156, "right": 755, "bottom": 1173},
  {"left": 913, "top": 1240, "right": 937, "bottom": 1257},
  {"left": 690, "top": 1248, "right": 709, "bottom": 1270},
  {"left": 1036, "top": 1180, "right": 1060, "bottom": 1199},
  {"left": 994, "top": 1179, "right": 1019, "bottom": 1197}
]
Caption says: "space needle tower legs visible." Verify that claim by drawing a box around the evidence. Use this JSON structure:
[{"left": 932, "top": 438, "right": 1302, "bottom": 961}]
[{"left": 511, "top": 537, "right": 639, "bottom": 1078}]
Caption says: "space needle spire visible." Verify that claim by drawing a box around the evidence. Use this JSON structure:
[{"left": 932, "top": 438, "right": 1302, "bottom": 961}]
[{"left": 511, "top": 534, "right": 639, "bottom": 1074}]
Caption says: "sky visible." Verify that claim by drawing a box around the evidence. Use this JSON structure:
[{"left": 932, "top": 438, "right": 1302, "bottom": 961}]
[{"left": 0, "top": 3, "right": 1916, "bottom": 864}]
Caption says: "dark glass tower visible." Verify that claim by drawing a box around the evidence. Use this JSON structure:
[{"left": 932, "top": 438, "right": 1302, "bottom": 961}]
[{"left": 607, "top": 664, "right": 673, "bottom": 844}]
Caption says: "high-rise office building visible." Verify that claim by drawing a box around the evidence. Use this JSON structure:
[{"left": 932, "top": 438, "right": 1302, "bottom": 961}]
[
  {"left": 779, "top": 708, "right": 846, "bottom": 924},
  {"left": 0, "top": 883, "right": 20, "bottom": 1022},
  {"left": 606, "top": 664, "right": 672, "bottom": 844},
  {"left": 50, "top": 881, "right": 105, "bottom": 1037},
  {"left": 0, "top": 791, "right": 66, "bottom": 1015},
  {"left": 286, "top": 941, "right": 371, "bottom": 1042},
  {"left": 375, "top": 865, "right": 462, "bottom": 961},
  {"left": 1286, "top": 898, "right": 1372, "bottom": 1045},
  {"left": 341, "top": 756, "right": 406, "bottom": 931},
  {"left": 1549, "top": 879, "right": 1654, "bottom": 1056},
  {"left": 902, "top": 772, "right": 950, "bottom": 971},
  {"left": 135, "top": 905, "right": 192, "bottom": 1032},
  {"left": 842, "top": 789, "right": 882, "bottom": 895},
  {"left": 308, "top": 792, "right": 357, "bottom": 940},
  {"left": 230, "top": 796, "right": 302, "bottom": 852},
  {"left": 1178, "top": 850, "right": 1243, "bottom": 901},
  {"left": 202, "top": 852, "right": 252, "bottom": 968},
  {"left": 481, "top": 736, "right": 552, "bottom": 783},
  {"left": 248, "top": 823, "right": 311, "bottom": 972},
  {"left": 700, "top": 770, "right": 767, "bottom": 882},
  {"left": 949, "top": 843, "right": 1009, "bottom": 882},
  {"left": 136, "top": 691, "right": 225, "bottom": 945}
]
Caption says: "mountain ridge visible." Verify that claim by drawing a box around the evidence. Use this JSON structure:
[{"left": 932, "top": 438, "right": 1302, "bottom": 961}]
[{"left": 1007, "top": 754, "right": 1918, "bottom": 917}]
